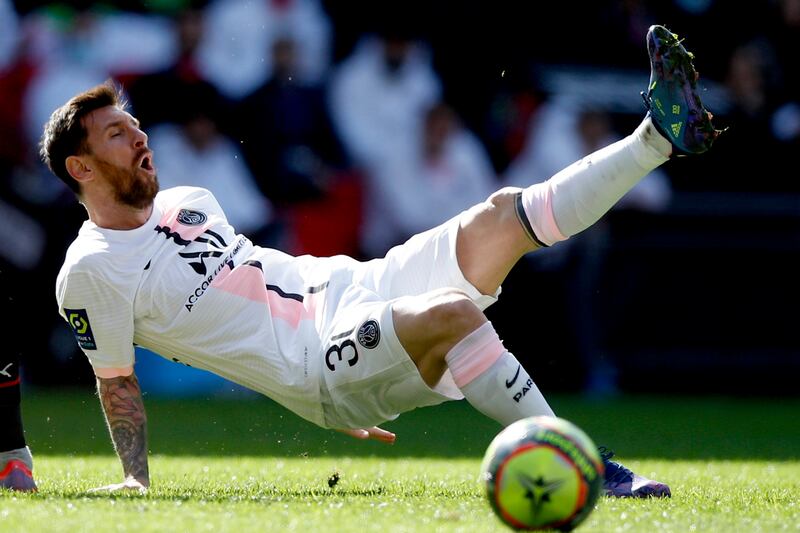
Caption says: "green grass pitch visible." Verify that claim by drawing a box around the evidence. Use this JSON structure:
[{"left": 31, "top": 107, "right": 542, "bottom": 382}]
[{"left": 3, "top": 390, "right": 799, "bottom": 532}]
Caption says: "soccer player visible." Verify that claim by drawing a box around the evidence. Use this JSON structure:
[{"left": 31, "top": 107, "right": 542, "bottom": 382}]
[
  {"left": 0, "top": 360, "right": 36, "bottom": 492},
  {"left": 43, "top": 26, "right": 718, "bottom": 497},
  {"left": 0, "top": 276, "right": 37, "bottom": 492}
]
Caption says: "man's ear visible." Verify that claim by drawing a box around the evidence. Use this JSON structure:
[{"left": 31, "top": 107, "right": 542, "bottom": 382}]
[{"left": 66, "top": 155, "right": 93, "bottom": 184}]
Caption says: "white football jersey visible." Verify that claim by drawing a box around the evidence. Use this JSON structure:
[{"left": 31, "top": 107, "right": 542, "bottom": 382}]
[{"left": 56, "top": 186, "right": 356, "bottom": 427}]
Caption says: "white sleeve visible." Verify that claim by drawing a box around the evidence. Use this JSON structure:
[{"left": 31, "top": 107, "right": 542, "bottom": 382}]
[{"left": 58, "top": 271, "right": 135, "bottom": 370}]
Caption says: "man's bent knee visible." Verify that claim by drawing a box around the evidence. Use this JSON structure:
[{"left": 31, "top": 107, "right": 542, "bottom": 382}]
[
  {"left": 393, "top": 289, "right": 486, "bottom": 386},
  {"left": 486, "top": 187, "right": 523, "bottom": 211},
  {"left": 456, "top": 187, "right": 535, "bottom": 296},
  {"left": 423, "top": 289, "right": 486, "bottom": 337},
  {"left": 484, "top": 187, "right": 540, "bottom": 251}
]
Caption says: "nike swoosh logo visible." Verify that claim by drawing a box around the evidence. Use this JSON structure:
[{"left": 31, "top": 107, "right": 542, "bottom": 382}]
[{"left": 505, "top": 365, "right": 521, "bottom": 388}]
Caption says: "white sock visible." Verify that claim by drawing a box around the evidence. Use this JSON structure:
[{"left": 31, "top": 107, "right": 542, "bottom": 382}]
[
  {"left": 520, "top": 117, "right": 671, "bottom": 245},
  {"left": 444, "top": 322, "right": 554, "bottom": 426},
  {"left": 0, "top": 446, "right": 33, "bottom": 471}
]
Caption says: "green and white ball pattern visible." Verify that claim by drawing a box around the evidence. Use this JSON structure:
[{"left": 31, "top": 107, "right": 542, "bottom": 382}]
[{"left": 481, "top": 417, "right": 604, "bottom": 531}]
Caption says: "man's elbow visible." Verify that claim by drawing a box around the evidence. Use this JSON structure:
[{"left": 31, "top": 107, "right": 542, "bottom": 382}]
[{"left": 94, "top": 366, "right": 134, "bottom": 379}]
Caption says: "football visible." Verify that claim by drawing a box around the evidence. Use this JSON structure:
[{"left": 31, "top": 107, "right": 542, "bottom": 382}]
[{"left": 481, "top": 416, "right": 604, "bottom": 531}]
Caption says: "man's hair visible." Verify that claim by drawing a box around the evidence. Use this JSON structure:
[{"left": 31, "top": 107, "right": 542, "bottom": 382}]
[{"left": 39, "top": 81, "right": 126, "bottom": 195}]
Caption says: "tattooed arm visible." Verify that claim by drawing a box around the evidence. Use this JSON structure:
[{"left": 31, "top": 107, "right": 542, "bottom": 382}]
[{"left": 92, "top": 368, "right": 150, "bottom": 492}]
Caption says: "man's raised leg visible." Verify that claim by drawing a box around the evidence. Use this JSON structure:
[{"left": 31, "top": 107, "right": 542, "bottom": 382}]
[
  {"left": 457, "top": 116, "right": 673, "bottom": 295},
  {"left": 448, "top": 24, "right": 719, "bottom": 498},
  {"left": 456, "top": 25, "right": 720, "bottom": 297}
]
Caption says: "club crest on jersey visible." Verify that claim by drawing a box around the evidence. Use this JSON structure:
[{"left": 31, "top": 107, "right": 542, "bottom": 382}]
[
  {"left": 357, "top": 319, "right": 381, "bottom": 349},
  {"left": 64, "top": 308, "right": 96, "bottom": 350},
  {"left": 177, "top": 209, "right": 207, "bottom": 226}
]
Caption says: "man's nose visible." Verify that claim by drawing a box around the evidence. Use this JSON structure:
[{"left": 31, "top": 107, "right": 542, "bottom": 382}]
[{"left": 133, "top": 128, "right": 148, "bottom": 147}]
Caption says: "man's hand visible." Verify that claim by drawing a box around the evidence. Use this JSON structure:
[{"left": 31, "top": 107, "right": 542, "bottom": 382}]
[
  {"left": 88, "top": 476, "right": 148, "bottom": 494},
  {"left": 336, "top": 426, "right": 396, "bottom": 444}
]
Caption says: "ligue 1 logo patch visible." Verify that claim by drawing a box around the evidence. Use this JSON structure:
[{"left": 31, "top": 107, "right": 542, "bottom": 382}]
[
  {"left": 64, "top": 308, "right": 97, "bottom": 350},
  {"left": 177, "top": 209, "right": 207, "bottom": 226},
  {"left": 357, "top": 319, "right": 380, "bottom": 349}
]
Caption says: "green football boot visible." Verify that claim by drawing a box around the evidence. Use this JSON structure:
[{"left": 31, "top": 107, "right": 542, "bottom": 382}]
[{"left": 642, "top": 25, "right": 722, "bottom": 155}]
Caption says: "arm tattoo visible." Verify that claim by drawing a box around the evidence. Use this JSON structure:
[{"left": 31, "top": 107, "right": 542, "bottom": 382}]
[{"left": 97, "top": 374, "right": 149, "bottom": 484}]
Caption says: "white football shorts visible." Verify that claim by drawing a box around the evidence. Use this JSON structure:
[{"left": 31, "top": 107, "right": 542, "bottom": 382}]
[{"left": 319, "top": 215, "right": 500, "bottom": 429}]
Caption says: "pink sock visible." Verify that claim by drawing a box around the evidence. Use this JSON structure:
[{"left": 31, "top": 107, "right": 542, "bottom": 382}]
[{"left": 445, "top": 323, "right": 554, "bottom": 426}]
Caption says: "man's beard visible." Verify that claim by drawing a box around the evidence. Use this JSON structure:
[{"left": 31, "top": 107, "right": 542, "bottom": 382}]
[{"left": 95, "top": 157, "right": 159, "bottom": 209}]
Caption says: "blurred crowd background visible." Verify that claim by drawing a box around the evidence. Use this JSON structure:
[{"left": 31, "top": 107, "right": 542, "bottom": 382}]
[{"left": 1, "top": 0, "right": 798, "bottom": 396}]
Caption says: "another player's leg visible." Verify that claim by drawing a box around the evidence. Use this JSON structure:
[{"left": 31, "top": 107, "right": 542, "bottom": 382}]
[
  {"left": 0, "top": 353, "right": 36, "bottom": 492},
  {"left": 0, "top": 277, "right": 37, "bottom": 492}
]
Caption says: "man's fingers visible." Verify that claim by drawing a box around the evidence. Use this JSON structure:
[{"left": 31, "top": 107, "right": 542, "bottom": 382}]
[
  {"left": 88, "top": 485, "right": 120, "bottom": 493},
  {"left": 336, "top": 427, "right": 396, "bottom": 443},
  {"left": 365, "top": 426, "right": 396, "bottom": 444},
  {"left": 88, "top": 481, "right": 147, "bottom": 494},
  {"left": 337, "top": 428, "right": 369, "bottom": 439}
]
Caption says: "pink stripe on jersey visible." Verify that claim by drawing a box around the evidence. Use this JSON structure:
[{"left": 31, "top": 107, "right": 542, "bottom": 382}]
[
  {"left": 267, "top": 291, "right": 316, "bottom": 329},
  {"left": 158, "top": 205, "right": 181, "bottom": 227},
  {"left": 157, "top": 206, "right": 214, "bottom": 243},
  {"left": 444, "top": 322, "right": 506, "bottom": 388},
  {"left": 211, "top": 263, "right": 268, "bottom": 304},
  {"left": 211, "top": 263, "right": 316, "bottom": 329}
]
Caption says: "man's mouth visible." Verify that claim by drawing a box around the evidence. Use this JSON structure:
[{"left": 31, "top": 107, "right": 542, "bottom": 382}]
[{"left": 138, "top": 152, "right": 155, "bottom": 173}]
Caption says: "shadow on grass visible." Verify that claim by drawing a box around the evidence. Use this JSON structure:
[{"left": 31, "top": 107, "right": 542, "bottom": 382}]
[
  {"left": 23, "top": 388, "right": 800, "bottom": 461},
  {"left": 31, "top": 486, "right": 393, "bottom": 502},
  {"left": 17, "top": 481, "right": 485, "bottom": 502}
]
